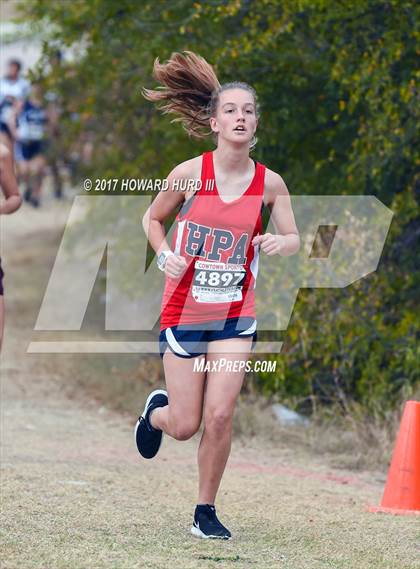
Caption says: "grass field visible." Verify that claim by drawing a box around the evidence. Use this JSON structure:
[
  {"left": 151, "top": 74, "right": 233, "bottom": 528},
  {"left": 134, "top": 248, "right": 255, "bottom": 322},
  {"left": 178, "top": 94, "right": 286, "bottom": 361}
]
[{"left": 1, "top": 193, "right": 419, "bottom": 569}]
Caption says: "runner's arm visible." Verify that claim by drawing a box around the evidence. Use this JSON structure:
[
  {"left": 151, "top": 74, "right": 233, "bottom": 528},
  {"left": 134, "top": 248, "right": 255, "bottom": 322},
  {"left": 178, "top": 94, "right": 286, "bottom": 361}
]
[
  {"left": 257, "top": 169, "right": 300, "bottom": 256},
  {"left": 0, "top": 144, "right": 22, "bottom": 215},
  {"left": 142, "top": 162, "right": 189, "bottom": 256}
]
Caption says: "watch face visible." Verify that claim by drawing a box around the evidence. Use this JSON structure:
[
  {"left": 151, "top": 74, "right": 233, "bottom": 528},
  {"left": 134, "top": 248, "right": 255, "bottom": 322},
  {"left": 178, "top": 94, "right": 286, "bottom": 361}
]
[{"left": 158, "top": 253, "right": 166, "bottom": 268}]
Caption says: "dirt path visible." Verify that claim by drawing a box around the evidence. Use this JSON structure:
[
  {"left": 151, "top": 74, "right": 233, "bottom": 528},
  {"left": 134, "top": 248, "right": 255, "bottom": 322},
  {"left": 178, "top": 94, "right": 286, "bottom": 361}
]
[{"left": 1, "top": 192, "right": 419, "bottom": 569}]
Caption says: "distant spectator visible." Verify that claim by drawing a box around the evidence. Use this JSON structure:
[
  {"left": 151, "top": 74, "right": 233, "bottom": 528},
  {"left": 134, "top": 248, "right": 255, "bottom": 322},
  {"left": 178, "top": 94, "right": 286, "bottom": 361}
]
[
  {"left": 15, "top": 83, "right": 48, "bottom": 208},
  {"left": 0, "top": 59, "right": 31, "bottom": 149}
]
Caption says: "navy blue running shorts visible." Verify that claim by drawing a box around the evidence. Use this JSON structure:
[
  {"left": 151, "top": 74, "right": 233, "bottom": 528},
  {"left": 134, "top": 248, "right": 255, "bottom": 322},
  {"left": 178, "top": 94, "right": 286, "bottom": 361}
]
[
  {"left": 159, "top": 316, "right": 257, "bottom": 359},
  {"left": 15, "top": 140, "right": 46, "bottom": 161}
]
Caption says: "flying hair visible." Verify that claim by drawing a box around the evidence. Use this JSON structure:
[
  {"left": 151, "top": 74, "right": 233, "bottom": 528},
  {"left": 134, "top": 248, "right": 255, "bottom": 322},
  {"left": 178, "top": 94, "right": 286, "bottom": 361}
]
[{"left": 142, "top": 51, "right": 260, "bottom": 149}]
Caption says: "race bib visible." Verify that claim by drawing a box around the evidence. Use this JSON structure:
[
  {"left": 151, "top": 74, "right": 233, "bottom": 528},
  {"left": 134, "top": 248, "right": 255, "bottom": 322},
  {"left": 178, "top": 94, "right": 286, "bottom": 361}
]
[{"left": 192, "top": 260, "right": 246, "bottom": 303}]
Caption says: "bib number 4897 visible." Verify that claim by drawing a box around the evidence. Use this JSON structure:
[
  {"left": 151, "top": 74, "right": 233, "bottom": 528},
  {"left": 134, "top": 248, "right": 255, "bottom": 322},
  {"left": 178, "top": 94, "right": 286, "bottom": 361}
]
[
  {"left": 194, "top": 270, "right": 245, "bottom": 287},
  {"left": 192, "top": 260, "right": 247, "bottom": 303}
]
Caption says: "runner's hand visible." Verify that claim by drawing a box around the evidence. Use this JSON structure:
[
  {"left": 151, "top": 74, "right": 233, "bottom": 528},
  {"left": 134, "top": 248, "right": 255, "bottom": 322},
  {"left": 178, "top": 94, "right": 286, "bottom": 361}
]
[
  {"left": 165, "top": 254, "right": 188, "bottom": 279},
  {"left": 252, "top": 233, "right": 286, "bottom": 256}
]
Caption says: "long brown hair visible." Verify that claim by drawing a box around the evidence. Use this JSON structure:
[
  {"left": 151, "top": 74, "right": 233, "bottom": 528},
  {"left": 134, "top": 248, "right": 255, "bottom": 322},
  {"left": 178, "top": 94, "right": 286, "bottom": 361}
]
[{"left": 142, "top": 51, "right": 260, "bottom": 148}]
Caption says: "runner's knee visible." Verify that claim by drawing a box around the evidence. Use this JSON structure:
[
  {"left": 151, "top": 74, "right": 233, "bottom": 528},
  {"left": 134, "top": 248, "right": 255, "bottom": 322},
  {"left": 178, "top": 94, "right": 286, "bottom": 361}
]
[
  {"left": 204, "top": 408, "right": 233, "bottom": 436},
  {"left": 169, "top": 416, "right": 201, "bottom": 441}
]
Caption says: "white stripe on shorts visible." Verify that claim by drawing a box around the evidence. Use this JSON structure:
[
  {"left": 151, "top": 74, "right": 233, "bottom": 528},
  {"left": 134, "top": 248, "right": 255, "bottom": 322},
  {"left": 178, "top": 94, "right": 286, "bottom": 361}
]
[
  {"left": 238, "top": 319, "right": 257, "bottom": 335},
  {"left": 165, "top": 327, "right": 190, "bottom": 357}
]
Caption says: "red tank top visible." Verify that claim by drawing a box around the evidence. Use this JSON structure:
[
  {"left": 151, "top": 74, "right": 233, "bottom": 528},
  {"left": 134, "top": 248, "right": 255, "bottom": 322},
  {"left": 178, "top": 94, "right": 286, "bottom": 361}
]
[{"left": 160, "top": 150, "right": 266, "bottom": 330}]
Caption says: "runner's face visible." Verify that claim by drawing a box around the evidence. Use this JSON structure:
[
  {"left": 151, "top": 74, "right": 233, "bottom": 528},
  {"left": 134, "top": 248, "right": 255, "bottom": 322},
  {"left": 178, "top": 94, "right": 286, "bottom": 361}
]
[{"left": 211, "top": 88, "right": 258, "bottom": 146}]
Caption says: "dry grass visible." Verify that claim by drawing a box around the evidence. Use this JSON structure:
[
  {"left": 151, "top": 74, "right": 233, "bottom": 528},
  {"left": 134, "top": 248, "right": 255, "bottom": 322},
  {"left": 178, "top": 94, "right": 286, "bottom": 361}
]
[{"left": 2, "top": 384, "right": 420, "bottom": 569}]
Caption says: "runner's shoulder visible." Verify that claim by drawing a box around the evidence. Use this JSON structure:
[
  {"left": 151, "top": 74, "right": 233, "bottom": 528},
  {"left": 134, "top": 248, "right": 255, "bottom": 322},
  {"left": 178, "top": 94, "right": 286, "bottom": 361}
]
[
  {"left": 263, "top": 167, "right": 290, "bottom": 205},
  {"left": 168, "top": 154, "right": 202, "bottom": 181}
]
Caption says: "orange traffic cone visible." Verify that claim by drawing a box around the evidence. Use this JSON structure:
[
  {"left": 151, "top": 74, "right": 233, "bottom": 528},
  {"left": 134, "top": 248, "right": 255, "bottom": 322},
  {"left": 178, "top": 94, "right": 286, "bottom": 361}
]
[{"left": 369, "top": 400, "right": 420, "bottom": 515}]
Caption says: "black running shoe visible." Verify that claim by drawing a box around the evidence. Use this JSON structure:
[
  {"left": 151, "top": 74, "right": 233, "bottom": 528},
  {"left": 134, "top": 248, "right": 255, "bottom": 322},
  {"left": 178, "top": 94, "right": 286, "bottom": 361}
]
[
  {"left": 134, "top": 389, "right": 168, "bottom": 459},
  {"left": 191, "top": 504, "right": 232, "bottom": 540}
]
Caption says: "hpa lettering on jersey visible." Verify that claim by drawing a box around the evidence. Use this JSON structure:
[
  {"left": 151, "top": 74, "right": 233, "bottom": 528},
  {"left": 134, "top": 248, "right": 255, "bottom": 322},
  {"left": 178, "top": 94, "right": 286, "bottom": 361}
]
[
  {"left": 185, "top": 222, "right": 248, "bottom": 264},
  {"left": 160, "top": 150, "right": 266, "bottom": 330}
]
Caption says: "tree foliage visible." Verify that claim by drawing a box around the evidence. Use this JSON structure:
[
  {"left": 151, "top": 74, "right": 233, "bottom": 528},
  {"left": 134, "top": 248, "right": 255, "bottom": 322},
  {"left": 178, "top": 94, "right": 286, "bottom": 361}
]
[{"left": 18, "top": 0, "right": 419, "bottom": 415}]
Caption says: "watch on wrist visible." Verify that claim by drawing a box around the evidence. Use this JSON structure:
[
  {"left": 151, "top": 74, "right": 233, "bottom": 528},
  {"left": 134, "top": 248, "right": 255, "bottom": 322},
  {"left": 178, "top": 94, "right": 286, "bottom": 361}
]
[{"left": 157, "top": 250, "right": 174, "bottom": 271}]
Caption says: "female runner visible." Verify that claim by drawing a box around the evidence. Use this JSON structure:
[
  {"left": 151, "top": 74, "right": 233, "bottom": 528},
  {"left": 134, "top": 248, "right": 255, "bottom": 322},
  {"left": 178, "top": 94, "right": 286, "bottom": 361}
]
[{"left": 135, "top": 51, "right": 300, "bottom": 540}]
